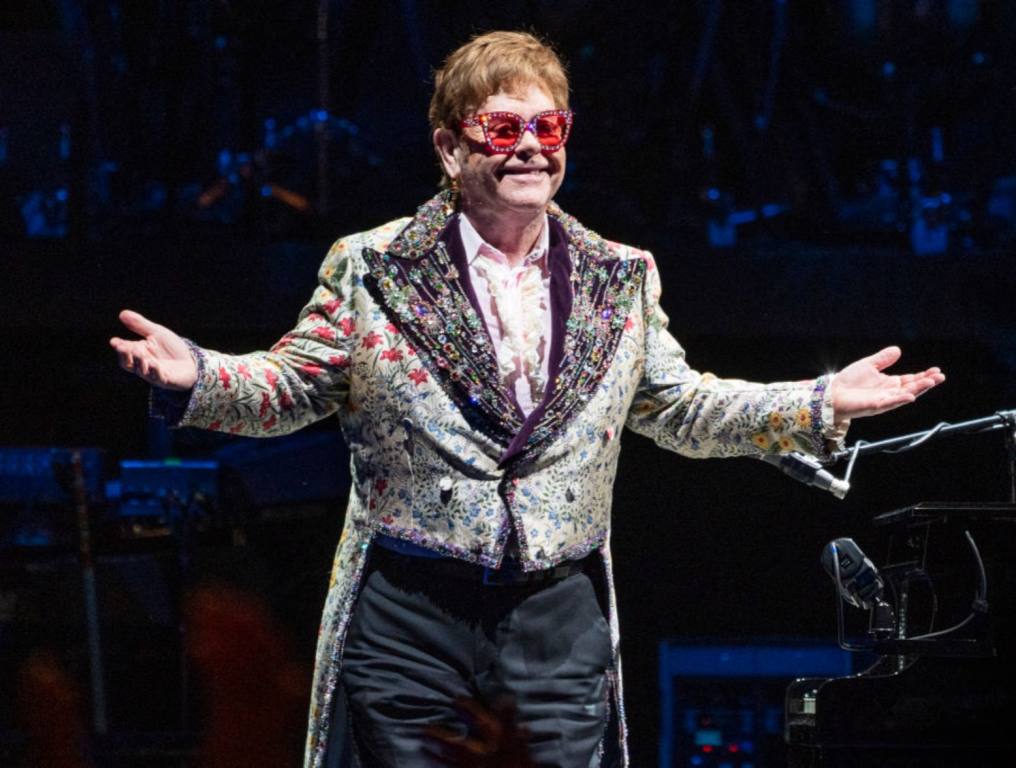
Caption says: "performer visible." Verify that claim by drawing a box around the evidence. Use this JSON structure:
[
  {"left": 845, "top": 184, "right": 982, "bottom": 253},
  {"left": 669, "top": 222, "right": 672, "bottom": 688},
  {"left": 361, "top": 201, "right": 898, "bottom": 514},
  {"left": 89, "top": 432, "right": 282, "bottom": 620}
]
[{"left": 110, "top": 31, "right": 944, "bottom": 768}]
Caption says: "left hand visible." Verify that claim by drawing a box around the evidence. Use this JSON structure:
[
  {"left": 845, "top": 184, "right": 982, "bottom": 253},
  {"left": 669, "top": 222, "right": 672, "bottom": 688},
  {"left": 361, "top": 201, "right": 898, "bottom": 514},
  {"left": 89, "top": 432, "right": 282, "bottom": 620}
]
[{"left": 831, "top": 346, "right": 945, "bottom": 423}]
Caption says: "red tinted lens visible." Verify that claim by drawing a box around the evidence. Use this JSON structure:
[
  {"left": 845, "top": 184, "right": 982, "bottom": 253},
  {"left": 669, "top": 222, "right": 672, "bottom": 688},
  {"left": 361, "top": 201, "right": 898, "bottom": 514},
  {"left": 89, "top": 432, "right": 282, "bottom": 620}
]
[
  {"left": 484, "top": 115, "right": 523, "bottom": 148},
  {"left": 534, "top": 114, "right": 567, "bottom": 146}
]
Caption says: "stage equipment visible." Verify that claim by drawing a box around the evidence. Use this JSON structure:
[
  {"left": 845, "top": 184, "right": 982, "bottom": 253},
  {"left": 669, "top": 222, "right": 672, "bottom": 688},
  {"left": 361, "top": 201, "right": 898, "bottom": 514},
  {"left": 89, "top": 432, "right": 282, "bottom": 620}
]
[
  {"left": 658, "top": 641, "right": 852, "bottom": 768},
  {"left": 761, "top": 452, "right": 849, "bottom": 498},
  {"left": 762, "top": 409, "right": 1016, "bottom": 500},
  {"left": 0, "top": 446, "right": 109, "bottom": 736},
  {"left": 785, "top": 407, "right": 1016, "bottom": 766}
]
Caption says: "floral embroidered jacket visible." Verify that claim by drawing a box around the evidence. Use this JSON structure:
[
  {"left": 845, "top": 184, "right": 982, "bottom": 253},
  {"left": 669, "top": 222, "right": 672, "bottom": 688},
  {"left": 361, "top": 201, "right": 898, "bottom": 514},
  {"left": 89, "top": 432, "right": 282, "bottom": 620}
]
[{"left": 167, "top": 190, "right": 840, "bottom": 767}]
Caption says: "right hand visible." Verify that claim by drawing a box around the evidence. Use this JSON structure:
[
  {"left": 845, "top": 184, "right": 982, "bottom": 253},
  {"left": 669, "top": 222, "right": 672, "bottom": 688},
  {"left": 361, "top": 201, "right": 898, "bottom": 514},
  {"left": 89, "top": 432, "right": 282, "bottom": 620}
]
[{"left": 110, "top": 310, "right": 198, "bottom": 391}]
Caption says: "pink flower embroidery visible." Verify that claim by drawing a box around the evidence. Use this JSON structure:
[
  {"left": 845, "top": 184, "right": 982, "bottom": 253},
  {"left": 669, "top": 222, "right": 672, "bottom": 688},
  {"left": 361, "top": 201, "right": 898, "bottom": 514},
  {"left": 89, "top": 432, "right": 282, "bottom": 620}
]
[
  {"left": 328, "top": 354, "right": 350, "bottom": 369},
  {"left": 218, "top": 367, "right": 231, "bottom": 389},
  {"left": 301, "top": 363, "right": 323, "bottom": 377},
  {"left": 385, "top": 323, "right": 398, "bottom": 334},
  {"left": 362, "top": 332, "right": 383, "bottom": 349},
  {"left": 408, "top": 369, "right": 428, "bottom": 386},
  {"left": 323, "top": 298, "right": 343, "bottom": 315},
  {"left": 237, "top": 363, "right": 252, "bottom": 380},
  {"left": 264, "top": 369, "right": 279, "bottom": 390},
  {"left": 339, "top": 317, "right": 356, "bottom": 337},
  {"left": 262, "top": 415, "right": 277, "bottom": 431},
  {"left": 259, "top": 392, "right": 271, "bottom": 418},
  {"left": 374, "top": 478, "right": 388, "bottom": 495},
  {"left": 380, "top": 348, "right": 403, "bottom": 363},
  {"left": 279, "top": 390, "right": 294, "bottom": 410},
  {"left": 312, "top": 325, "right": 336, "bottom": 342}
]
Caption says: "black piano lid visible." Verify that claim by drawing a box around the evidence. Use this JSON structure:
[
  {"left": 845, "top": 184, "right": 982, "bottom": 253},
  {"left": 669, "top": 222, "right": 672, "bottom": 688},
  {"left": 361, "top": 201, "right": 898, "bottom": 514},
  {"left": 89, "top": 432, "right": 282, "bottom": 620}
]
[{"left": 872, "top": 501, "right": 1016, "bottom": 529}]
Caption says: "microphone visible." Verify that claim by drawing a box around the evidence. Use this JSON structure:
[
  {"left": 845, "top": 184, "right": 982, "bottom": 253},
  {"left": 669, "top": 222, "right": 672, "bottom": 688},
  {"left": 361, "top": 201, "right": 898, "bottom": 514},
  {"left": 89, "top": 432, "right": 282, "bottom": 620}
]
[
  {"left": 821, "top": 538, "right": 884, "bottom": 610},
  {"left": 761, "top": 451, "right": 850, "bottom": 498}
]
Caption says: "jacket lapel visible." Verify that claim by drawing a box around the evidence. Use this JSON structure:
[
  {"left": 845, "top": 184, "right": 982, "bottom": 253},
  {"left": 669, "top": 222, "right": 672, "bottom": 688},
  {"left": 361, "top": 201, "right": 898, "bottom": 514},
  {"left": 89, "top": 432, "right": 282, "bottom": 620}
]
[
  {"left": 363, "top": 190, "right": 647, "bottom": 465},
  {"left": 361, "top": 191, "right": 524, "bottom": 447},
  {"left": 499, "top": 206, "right": 647, "bottom": 468}
]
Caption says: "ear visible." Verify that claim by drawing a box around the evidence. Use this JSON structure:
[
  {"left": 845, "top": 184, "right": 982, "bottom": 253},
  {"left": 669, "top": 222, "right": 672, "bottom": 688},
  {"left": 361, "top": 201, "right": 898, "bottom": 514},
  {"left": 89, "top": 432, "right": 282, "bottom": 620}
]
[{"left": 433, "top": 128, "right": 462, "bottom": 181}]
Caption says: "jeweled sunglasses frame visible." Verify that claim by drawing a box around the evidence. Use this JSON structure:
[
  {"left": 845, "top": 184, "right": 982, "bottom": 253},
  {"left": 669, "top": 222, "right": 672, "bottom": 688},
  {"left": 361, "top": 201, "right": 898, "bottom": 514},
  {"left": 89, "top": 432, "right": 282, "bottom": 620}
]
[{"left": 458, "top": 109, "right": 574, "bottom": 154}]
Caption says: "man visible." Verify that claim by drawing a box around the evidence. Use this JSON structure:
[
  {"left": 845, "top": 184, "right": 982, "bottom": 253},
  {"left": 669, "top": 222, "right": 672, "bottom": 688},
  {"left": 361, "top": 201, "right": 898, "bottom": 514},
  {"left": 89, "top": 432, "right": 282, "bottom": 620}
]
[{"left": 111, "top": 31, "right": 944, "bottom": 768}]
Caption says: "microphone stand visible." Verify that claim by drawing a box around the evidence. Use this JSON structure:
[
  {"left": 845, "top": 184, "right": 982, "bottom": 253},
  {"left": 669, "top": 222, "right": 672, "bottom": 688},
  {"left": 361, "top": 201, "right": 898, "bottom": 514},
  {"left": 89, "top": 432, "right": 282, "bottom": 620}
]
[{"left": 828, "top": 409, "right": 1016, "bottom": 501}]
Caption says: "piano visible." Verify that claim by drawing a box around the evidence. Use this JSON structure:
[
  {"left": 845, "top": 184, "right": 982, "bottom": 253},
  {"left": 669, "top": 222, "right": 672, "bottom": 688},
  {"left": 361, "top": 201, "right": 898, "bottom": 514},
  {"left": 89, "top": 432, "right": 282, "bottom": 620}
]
[{"left": 786, "top": 503, "right": 1016, "bottom": 767}]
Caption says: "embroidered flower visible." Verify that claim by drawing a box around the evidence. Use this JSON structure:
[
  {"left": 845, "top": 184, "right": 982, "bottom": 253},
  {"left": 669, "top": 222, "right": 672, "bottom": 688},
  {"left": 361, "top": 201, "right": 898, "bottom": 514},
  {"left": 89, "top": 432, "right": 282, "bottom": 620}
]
[
  {"left": 752, "top": 433, "right": 771, "bottom": 450},
  {"left": 301, "top": 363, "right": 323, "bottom": 377},
  {"left": 259, "top": 391, "right": 270, "bottom": 418},
  {"left": 778, "top": 436, "right": 795, "bottom": 451},
  {"left": 768, "top": 412, "right": 784, "bottom": 430},
  {"left": 237, "top": 363, "right": 252, "bottom": 381},
  {"left": 796, "top": 408, "right": 811, "bottom": 429},
  {"left": 262, "top": 415, "right": 277, "bottom": 430},
  {"left": 339, "top": 317, "right": 356, "bottom": 337},
  {"left": 322, "top": 297, "right": 343, "bottom": 315},
  {"left": 380, "top": 348, "right": 403, "bottom": 363},
  {"left": 312, "top": 325, "right": 336, "bottom": 342},
  {"left": 218, "top": 367, "right": 230, "bottom": 389},
  {"left": 328, "top": 354, "right": 350, "bottom": 369},
  {"left": 362, "top": 332, "right": 383, "bottom": 349},
  {"left": 264, "top": 368, "right": 279, "bottom": 390},
  {"left": 408, "top": 368, "right": 429, "bottom": 386},
  {"left": 279, "top": 390, "right": 294, "bottom": 410}
]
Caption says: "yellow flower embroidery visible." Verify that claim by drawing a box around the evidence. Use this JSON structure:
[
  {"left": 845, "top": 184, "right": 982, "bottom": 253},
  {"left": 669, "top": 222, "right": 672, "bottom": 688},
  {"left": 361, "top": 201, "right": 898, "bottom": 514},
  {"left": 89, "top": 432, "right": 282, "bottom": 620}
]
[
  {"left": 768, "top": 412, "right": 784, "bottom": 430},
  {"left": 752, "top": 433, "right": 771, "bottom": 450},
  {"left": 796, "top": 408, "right": 811, "bottom": 429},
  {"left": 779, "top": 436, "right": 795, "bottom": 451}
]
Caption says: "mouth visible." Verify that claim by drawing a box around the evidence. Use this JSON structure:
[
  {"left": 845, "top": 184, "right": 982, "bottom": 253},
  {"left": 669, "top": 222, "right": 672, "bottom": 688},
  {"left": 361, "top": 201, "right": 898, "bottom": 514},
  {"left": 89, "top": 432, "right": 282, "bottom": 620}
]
[{"left": 497, "top": 166, "right": 550, "bottom": 181}]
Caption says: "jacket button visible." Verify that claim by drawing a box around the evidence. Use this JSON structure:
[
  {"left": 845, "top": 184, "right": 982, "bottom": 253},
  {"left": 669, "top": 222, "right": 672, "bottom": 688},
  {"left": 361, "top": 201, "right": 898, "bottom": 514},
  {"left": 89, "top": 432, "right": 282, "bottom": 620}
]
[{"left": 439, "top": 476, "right": 453, "bottom": 491}]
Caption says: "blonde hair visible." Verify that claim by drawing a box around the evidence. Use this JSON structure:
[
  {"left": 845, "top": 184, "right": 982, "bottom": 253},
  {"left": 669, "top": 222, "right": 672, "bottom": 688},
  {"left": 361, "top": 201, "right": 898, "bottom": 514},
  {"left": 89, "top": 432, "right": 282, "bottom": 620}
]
[{"left": 429, "top": 31, "right": 570, "bottom": 132}]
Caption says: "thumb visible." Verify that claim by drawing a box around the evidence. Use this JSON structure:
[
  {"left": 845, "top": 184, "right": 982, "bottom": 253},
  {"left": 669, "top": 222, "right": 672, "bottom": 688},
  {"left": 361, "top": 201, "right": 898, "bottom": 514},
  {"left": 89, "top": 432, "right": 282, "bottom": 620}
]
[
  {"left": 866, "top": 345, "right": 902, "bottom": 372},
  {"left": 119, "top": 309, "right": 162, "bottom": 338}
]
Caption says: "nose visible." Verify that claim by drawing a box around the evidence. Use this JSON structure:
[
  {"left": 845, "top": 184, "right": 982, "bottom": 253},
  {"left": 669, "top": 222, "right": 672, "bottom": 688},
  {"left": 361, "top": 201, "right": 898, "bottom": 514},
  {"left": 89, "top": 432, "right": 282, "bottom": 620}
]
[{"left": 514, "top": 123, "right": 543, "bottom": 158}]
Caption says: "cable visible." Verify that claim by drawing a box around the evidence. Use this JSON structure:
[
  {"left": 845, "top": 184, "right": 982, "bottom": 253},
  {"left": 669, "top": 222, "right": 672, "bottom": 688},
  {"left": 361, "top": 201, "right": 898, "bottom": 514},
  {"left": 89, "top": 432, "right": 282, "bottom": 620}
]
[{"left": 908, "top": 530, "right": 988, "bottom": 640}]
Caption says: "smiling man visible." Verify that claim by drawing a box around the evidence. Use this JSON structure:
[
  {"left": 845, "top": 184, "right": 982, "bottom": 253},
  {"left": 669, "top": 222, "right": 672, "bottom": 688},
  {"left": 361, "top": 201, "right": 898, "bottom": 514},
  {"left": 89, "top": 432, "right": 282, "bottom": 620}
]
[{"left": 111, "top": 31, "right": 944, "bottom": 768}]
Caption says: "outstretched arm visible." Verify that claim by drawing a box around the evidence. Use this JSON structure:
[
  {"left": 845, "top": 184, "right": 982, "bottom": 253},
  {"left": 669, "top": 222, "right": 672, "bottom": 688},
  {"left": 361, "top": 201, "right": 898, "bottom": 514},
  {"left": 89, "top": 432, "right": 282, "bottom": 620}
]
[{"left": 830, "top": 346, "right": 945, "bottom": 424}]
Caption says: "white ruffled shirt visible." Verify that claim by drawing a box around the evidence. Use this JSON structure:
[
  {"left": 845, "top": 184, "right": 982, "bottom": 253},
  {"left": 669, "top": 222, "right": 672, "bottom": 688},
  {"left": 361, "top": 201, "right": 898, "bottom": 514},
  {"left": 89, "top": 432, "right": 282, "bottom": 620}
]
[{"left": 458, "top": 213, "right": 553, "bottom": 416}]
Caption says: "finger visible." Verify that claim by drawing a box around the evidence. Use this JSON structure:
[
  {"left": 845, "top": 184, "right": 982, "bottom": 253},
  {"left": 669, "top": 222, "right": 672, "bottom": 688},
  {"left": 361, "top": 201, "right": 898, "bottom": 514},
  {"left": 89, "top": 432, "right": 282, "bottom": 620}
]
[
  {"left": 119, "top": 309, "right": 161, "bottom": 338},
  {"left": 865, "top": 345, "right": 902, "bottom": 372}
]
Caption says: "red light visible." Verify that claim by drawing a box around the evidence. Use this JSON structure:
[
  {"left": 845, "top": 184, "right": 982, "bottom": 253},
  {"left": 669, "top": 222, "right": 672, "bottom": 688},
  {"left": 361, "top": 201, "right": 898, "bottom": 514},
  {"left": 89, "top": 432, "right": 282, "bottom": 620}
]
[
  {"left": 728, "top": 744, "right": 740, "bottom": 753},
  {"left": 702, "top": 745, "right": 713, "bottom": 753}
]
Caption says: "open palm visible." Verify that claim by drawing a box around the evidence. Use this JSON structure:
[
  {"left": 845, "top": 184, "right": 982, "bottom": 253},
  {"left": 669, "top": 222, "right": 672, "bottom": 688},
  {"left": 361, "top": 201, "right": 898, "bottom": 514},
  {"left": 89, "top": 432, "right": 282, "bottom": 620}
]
[
  {"left": 109, "top": 310, "right": 198, "bottom": 391},
  {"left": 831, "top": 346, "right": 944, "bottom": 422}
]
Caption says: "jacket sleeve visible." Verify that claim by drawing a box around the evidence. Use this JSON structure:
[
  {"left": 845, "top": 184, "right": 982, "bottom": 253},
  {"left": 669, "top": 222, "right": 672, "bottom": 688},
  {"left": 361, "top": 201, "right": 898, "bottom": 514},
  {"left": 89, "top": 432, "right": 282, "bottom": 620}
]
[
  {"left": 152, "top": 236, "right": 360, "bottom": 437},
  {"left": 624, "top": 252, "right": 843, "bottom": 459}
]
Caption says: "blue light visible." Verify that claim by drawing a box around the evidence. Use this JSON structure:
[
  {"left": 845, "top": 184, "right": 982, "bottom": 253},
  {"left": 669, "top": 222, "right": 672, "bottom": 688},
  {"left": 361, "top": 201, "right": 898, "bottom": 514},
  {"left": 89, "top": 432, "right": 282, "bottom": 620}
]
[
  {"left": 260, "top": 184, "right": 272, "bottom": 198},
  {"left": 690, "top": 757, "right": 703, "bottom": 767},
  {"left": 740, "top": 740, "right": 754, "bottom": 753},
  {"left": 706, "top": 187, "right": 721, "bottom": 201},
  {"left": 314, "top": 109, "right": 329, "bottom": 122},
  {"left": 215, "top": 35, "right": 227, "bottom": 50},
  {"left": 972, "top": 51, "right": 986, "bottom": 65},
  {"left": 881, "top": 60, "right": 896, "bottom": 78},
  {"left": 55, "top": 188, "right": 69, "bottom": 201}
]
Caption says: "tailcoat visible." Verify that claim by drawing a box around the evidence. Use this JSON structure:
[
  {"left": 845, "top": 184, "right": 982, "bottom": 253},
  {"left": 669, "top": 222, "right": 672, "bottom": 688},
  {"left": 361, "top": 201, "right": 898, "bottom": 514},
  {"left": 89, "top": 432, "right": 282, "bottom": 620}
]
[{"left": 167, "top": 190, "right": 839, "bottom": 766}]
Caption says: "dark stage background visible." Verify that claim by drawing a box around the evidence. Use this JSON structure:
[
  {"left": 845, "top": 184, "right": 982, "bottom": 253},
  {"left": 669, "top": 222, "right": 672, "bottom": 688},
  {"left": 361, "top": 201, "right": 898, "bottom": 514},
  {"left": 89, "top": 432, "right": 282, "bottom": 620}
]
[{"left": 2, "top": 2, "right": 1015, "bottom": 766}]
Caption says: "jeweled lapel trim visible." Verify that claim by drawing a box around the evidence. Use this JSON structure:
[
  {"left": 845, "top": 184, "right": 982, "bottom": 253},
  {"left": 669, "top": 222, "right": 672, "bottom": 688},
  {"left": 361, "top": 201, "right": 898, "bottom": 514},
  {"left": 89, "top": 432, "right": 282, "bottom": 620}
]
[
  {"left": 361, "top": 192, "right": 523, "bottom": 446},
  {"left": 501, "top": 206, "right": 647, "bottom": 468}
]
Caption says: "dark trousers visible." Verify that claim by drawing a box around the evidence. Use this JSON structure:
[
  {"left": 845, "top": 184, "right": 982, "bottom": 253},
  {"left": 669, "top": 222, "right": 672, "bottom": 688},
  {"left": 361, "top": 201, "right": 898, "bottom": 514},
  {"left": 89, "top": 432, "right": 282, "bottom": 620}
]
[{"left": 340, "top": 549, "right": 612, "bottom": 767}]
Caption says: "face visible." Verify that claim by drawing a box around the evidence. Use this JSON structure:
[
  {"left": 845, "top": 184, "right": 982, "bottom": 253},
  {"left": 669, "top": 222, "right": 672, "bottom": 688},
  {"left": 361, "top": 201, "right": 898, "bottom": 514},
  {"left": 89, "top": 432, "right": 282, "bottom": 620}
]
[{"left": 434, "top": 83, "right": 567, "bottom": 225}]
